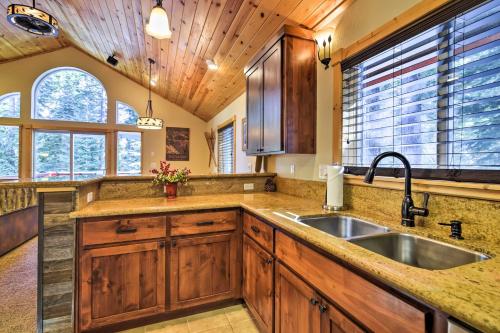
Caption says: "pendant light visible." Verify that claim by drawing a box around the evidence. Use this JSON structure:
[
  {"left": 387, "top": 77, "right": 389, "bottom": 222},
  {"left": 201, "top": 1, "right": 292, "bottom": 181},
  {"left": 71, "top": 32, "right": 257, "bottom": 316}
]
[
  {"left": 137, "top": 58, "right": 164, "bottom": 130},
  {"left": 145, "top": 0, "right": 172, "bottom": 39},
  {"left": 7, "top": 0, "right": 59, "bottom": 37}
]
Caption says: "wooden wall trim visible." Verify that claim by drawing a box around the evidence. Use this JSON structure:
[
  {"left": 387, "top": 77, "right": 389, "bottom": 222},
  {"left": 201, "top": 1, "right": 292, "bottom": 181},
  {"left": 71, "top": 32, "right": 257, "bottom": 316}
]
[{"left": 345, "top": 175, "right": 500, "bottom": 201}]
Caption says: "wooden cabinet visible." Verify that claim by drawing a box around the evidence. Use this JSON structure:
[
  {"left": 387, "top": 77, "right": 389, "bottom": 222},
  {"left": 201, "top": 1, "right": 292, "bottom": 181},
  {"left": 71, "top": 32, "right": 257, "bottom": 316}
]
[
  {"left": 245, "top": 25, "right": 316, "bottom": 155},
  {"left": 170, "top": 232, "right": 240, "bottom": 310},
  {"left": 79, "top": 241, "right": 166, "bottom": 331},
  {"left": 275, "top": 263, "right": 320, "bottom": 333},
  {"left": 243, "top": 235, "right": 274, "bottom": 333},
  {"left": 320, "top": 298, "right": 365, "bottom": 333}
]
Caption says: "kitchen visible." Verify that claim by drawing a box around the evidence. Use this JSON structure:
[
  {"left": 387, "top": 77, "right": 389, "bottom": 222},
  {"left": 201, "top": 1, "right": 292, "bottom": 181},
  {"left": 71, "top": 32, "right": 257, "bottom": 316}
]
[{"left": 0, "top": 0, "right": 498, "bottom": 332}]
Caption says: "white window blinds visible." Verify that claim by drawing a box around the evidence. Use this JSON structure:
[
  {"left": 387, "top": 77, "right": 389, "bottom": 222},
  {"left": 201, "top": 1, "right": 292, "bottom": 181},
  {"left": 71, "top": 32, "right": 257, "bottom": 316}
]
[
  {"left": 342, "top": 0, "right": 500, "bottom": 181},
  {"left": 218, "top": 123, "right": 235, "bottom": 174}
]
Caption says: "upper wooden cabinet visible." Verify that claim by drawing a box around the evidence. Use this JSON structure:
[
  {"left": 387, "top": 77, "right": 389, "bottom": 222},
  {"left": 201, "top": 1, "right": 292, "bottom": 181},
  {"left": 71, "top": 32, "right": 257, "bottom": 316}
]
[{"left": 245, "top": 25, "right": 317, "bottom": 155}]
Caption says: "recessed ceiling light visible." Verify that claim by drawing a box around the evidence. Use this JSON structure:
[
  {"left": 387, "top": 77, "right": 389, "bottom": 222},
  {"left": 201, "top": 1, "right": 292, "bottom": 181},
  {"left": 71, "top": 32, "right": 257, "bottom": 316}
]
[{"left": 206, "top": 59, "right": 218, "bottom": 71}]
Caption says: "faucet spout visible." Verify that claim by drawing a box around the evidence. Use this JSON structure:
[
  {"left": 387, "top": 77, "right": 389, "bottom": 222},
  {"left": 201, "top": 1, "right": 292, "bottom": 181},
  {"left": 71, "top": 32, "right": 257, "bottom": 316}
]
[{"left": 363, "top": 151, "right": 428, "bottom": 227}]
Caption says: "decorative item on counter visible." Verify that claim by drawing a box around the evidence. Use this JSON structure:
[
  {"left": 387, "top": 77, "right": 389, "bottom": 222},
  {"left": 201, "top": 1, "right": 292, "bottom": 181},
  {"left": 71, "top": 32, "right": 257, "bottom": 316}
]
[
  {"left": 264, "top": 177, "right": 277, "bottom": 192},
  {"left": 151, "top": 161, "right": 191, "bottom": 199},
  {"left": 242, "top": 117, "right": 248, "bottom": 151},
  {"left": 204, "top": 130, "right": 217, "bottom": 168},
  {"left": 324, "top": 163, "right": 344, "bottom": 211},
  {"left": 166, "top": 127, "right": 190, "bottom": 161}
]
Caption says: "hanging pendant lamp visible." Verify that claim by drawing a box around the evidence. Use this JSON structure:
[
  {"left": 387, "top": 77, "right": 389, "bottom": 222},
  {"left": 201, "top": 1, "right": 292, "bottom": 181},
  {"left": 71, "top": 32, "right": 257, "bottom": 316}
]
[
  {"left": 7, "top": 0, "right": 59, "bottom": 37},
  {"left": 146, "top": 0, "right": 172, "bottom": 39},
  {"left": 137, "top": 58, "right": 164, "bottom": 130}
]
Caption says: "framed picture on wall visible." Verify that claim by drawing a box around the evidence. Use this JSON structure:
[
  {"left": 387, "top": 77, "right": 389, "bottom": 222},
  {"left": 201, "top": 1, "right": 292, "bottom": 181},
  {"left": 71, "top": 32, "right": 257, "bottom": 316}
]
[
  {"left": 242, "top": 117, "right": 248, "bottom": 151},
  {"left": 166, "top": 127, "right": 190, "bottom": 161}
]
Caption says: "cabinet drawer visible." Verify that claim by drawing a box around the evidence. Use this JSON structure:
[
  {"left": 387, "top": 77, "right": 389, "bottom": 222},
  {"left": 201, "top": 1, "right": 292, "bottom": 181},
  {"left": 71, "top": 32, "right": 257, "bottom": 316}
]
[
  {"left": 243, "top": 213, "right": 274, "bottom": 252},
  {"left": 82, "top": 216, "right": 166, "bottom": 246},
  {"left": 169, "top": 210, "right": 237, "bottom": 236},
  {"left": 275, "top": 231, "right": 427, "bottom": 333}
]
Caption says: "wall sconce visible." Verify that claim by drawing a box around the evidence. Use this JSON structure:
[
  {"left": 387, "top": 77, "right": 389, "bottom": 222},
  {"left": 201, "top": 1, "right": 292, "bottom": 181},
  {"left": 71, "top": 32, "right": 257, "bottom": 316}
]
[{"left": 315, "top": 29, "right": 334, "bottom": 69}]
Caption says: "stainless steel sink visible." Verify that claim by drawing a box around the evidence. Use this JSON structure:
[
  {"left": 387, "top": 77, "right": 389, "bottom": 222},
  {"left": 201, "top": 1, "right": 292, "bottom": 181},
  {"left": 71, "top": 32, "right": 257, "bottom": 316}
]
[
  {"left": 296, "top": 215, "right": 390, "bottom": 240},
  {"left": 349, "top": 233, "right": 490, "bottom": 270}
]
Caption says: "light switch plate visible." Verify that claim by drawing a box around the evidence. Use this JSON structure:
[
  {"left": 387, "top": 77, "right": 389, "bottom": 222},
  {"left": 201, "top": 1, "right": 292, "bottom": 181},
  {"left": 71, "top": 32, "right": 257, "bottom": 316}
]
[
  {"left": 86, "top": 192, "right": 94, "bottom": 203},
  {"left": 319, "top": 164, "right": 328, "bottom": 180},
  {"left": 244, "top": 183, "right": 255, "bottom": 191}
]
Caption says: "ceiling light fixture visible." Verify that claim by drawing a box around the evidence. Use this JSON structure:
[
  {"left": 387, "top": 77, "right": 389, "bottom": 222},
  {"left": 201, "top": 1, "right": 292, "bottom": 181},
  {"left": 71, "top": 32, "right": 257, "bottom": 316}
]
[
  {"left": 7, "top": 0, "right": 59, "bottom": 37},
  {"left": 145, "top": 0, "right": 172, "bottom": 39},
  {"left": 206, "top": 59, "right": 218, "bottom": 71},
  {"left": 137, "top": 58, "right": 164, "bottom": 130}
]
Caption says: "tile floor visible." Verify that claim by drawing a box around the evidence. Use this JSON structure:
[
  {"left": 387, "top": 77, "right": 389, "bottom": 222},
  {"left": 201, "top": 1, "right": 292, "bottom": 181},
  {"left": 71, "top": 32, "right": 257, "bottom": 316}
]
[{"left": 120, "top": 304, "right": 260, "bottom": 333}]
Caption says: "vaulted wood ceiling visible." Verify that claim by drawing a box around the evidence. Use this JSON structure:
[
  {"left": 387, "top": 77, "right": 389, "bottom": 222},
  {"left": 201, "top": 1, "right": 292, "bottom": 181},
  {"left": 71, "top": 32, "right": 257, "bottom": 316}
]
[{"left": 0, "top": 0, "right": 350, "bottom": 121}]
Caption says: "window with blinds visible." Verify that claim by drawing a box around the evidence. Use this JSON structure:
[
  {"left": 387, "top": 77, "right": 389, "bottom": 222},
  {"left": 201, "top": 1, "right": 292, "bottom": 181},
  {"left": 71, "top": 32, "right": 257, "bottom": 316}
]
[
  {"left": 342, "top": 0, "right": 500, "bottom": 182},
  {"left": 218, "top": 122, "right": 235, "bottom": 174}
]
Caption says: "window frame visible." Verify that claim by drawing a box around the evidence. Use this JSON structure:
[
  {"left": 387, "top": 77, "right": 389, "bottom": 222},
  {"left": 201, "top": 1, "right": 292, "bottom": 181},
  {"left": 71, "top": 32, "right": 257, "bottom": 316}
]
[
  {"left": 32, "top": 67, "right": 108, "bottom": 124},
  {"left": 32, "top": 129, "right": 108, "bottom": 179},
  {"left": 116, "top": 130, "right": 143, "bottom": 175},
  {"left": 338, "top": 0, "right": 500, "bottom": 184},
  {"left": 217, "top": 117, "right": 236, "bottom": 174}
]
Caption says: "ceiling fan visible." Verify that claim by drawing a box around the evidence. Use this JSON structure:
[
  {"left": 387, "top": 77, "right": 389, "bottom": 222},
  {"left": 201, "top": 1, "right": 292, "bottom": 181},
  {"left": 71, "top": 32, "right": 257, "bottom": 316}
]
[{"left": 7, "top": 0, "right": 59, "bottom": 37}]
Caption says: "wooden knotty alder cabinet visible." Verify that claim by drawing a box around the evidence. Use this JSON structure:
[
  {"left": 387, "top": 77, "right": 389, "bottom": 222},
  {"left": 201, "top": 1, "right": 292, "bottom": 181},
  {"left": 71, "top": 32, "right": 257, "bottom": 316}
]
[
  {"left": 245, "top": 25, "right": 317, "bottom": 156},
  {"left": 77, "top": 210, "right": 241, "bottom": 332}
]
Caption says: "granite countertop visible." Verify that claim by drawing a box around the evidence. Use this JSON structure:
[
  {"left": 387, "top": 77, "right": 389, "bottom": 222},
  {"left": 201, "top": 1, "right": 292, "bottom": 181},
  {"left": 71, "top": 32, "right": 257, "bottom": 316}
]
[{"left": 71, "top": 192, "right": 500, "bottom": 333}]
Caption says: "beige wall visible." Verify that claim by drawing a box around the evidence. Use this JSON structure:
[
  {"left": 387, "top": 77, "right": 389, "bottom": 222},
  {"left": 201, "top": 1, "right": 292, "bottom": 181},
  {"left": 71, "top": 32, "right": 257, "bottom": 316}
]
[
  {"left": 0, "top": 47, "right": 210, "bottom": 176},
  {"left": 207, "top": 0, "right": 421, "bottom": 180}
]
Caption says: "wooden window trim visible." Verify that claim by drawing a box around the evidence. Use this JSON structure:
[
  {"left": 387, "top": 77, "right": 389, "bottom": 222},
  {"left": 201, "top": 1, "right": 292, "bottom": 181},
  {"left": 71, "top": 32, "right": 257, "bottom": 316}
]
[
  {"left": 217, "top": 116, "right": 236, "bottom": 174},
  {"left": 331, "top": 0, "right": 500, "bottom": 197}
]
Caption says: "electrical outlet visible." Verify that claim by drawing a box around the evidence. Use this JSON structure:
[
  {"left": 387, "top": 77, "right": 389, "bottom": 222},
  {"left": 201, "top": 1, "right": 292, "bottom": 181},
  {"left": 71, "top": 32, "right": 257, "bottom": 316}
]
[
  {"left": 244, "top": 183, "right": 255, "bottom": 191},
  {"left": 319, "top": 164, "right": 328, "bottom": 180},
  {"left": 290, "top": 164, "right": 295, "bottom": 175},
  {"left": 86, "top": 192, "right": 94, "bottom": 203}
]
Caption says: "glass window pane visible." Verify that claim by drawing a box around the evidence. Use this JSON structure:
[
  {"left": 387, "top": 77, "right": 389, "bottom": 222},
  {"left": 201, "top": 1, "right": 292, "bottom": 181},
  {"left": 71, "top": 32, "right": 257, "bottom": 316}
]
[
  {"left": 0, "top": 126, "right": 19, "bottom": 178},
  {"left": 0, "top": 93, "right": 20, "bottom": 118},
  {"left": 117, "top": 132, "right": 141, "bottom": 175},
  {"left": 116, "top": 102, "right": 139, "bottom": 125},
  {"left": 34, "top": 68, "right": 107, "bottom": 123},
  {"left": 73, "top": 134, "right": 106, "bottom": 178},
  {"left": 34, "top": 131, "right": 70, "bottom": 177}
]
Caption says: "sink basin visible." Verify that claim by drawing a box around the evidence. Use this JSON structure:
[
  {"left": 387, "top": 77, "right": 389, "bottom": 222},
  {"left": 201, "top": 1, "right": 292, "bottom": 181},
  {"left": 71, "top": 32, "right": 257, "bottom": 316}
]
[
  {"left": 297, "top": 215, "right": 390, "bottom": 239},
  {"left": 349, "top": 233, "right": 490, "bottom": 270}
]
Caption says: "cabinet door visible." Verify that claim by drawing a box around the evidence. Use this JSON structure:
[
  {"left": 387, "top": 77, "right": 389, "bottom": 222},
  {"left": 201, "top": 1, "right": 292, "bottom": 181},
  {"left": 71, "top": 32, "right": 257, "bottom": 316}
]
[
  {"left": 320, "top": 298, "right": 366, "bottom": 333},
  {"left": 246, "top": 64, "right": 263, "bottom": 154},
  {"left": 262, "top": 42, "right": 283, "bottom": 153},
  {"left": 170, "top": 232, "right": 238, "bottom": 310},
  {"left": 79, "top": 241, "right": 166, "bottom": 331},
  {"left": 243, "top": 235, "right": 273, "bottom": 333},
  {"left": 275, "top": 263, "right": 321, "bottom": 333}
]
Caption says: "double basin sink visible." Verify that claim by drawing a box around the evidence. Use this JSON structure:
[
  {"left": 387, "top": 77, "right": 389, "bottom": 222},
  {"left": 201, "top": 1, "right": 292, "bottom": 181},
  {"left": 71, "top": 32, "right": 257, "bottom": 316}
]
[{"left": 284, "top": 214, "right": 489, "bottom": 270}]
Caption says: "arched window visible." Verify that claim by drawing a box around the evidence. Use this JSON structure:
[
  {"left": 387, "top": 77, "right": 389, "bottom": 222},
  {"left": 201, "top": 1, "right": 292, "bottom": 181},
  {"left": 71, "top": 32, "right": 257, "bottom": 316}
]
[
  {"left": 33, "top": 67, "right": 107, "bottom": 123},
  {"left": 0, "top": 92, "right": 20, "bottom": 118},
  {"left": 116, "top": 101, "right": 139, "bottom": 125}
]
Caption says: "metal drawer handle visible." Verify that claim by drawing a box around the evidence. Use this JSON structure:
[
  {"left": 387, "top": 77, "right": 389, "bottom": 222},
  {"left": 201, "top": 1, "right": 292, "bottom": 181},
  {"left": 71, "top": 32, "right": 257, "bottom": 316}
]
[
  {"left": 196, "top": 221, "right": 215, "bottom": 226},
  {"left": 116, "top": 224, "right": 137, "bottom": 234},
  {"left": 251, "top": 225, "right": 260, "bottom": 234}
]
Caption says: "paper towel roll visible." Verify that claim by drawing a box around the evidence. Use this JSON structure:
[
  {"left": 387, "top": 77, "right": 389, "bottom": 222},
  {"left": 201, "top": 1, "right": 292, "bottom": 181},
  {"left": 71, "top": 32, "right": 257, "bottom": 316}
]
[{"left": 327, "top": 165, "right": 344, "bottom": 209}]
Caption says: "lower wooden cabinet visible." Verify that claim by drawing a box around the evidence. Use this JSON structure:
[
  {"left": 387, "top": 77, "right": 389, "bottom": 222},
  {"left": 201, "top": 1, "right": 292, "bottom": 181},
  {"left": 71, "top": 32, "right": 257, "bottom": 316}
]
[
  {"left": 275, "top": 263, "right": 321, "bottom": 333},
  {"left": 275, "top": 263, "right": 364, "bottom": 333},
  {"left": 79, "top": 240, "right": 166, "bottom": 331},
  {"left": 170, "top": 232, "right": 240, "bottom": 310},
  {"left": 243, "top": 234, "right": 274, "bottom": 333}
]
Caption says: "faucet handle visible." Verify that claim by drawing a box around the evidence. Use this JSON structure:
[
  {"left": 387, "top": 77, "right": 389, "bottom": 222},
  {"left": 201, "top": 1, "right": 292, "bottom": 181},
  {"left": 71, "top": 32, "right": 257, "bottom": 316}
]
[{"left": 422, "top": 192, "right": 430, "bottom": 209}]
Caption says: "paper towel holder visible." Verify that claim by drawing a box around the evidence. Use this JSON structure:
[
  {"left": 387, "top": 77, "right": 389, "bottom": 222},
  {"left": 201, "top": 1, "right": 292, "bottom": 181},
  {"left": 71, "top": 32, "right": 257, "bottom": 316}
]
[{"left": 323, "top": 188, "right": 343, "bottom": 211}]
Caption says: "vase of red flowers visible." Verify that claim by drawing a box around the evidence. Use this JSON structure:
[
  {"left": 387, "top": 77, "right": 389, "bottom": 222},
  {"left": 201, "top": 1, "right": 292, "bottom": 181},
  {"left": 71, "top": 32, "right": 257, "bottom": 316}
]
[{"left": 151, "top": 161, "right": 191, "bottom": 199}]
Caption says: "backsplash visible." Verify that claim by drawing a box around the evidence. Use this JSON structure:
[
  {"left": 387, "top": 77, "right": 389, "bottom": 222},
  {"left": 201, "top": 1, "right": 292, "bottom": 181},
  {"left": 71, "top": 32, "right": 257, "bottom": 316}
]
[
  {"left": 276, "top": 177, "right": 499, "bottom": 251},
  {"left": 98, "top": 174, "right": 276, "bottom": 200}
]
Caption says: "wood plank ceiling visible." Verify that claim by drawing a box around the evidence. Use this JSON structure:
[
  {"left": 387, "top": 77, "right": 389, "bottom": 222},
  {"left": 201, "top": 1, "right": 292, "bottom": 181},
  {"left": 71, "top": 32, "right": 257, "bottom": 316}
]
[{"left": 0, "top": 0, "right": 350, "bottom": 121}]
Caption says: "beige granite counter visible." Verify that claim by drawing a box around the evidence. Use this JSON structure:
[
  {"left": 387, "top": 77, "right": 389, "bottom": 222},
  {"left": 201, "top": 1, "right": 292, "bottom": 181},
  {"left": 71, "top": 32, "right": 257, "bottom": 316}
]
[{"left": 71, "top": 192, "right": 500, "bottom": 333}]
